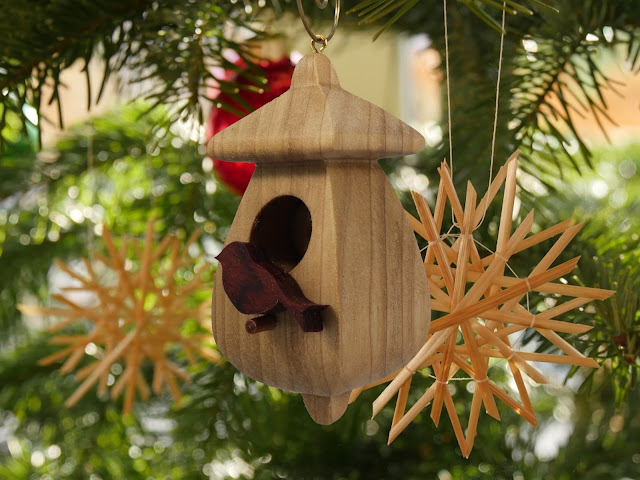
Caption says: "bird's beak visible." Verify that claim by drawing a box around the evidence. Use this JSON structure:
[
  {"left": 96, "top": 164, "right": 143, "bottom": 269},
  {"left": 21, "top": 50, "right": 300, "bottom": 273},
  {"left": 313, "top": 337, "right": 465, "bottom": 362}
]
[{"left": 216, "top": 245, "right": 231, "bottom": 264}]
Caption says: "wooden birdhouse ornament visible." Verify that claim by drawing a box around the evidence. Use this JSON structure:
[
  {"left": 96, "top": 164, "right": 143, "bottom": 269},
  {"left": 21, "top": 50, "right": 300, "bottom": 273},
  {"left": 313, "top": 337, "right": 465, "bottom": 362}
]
[{"left": 208, "top": 52, "right": 430, "bottom": 424}]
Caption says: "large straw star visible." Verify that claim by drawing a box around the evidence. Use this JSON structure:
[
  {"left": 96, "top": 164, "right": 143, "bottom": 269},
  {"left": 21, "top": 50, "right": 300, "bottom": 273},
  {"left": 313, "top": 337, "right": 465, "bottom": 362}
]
[
  {"left": 351, "top": 151, "right": 614, "bottom": 457},
  {"left": 19, "top": 220, "right": 220, "bottom": 413}
]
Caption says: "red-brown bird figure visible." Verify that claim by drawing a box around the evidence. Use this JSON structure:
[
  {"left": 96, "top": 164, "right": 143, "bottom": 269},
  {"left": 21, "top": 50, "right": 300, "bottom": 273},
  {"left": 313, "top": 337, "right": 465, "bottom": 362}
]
[{"left": 216, "top": 241, "right": 328, "bottom": 333}]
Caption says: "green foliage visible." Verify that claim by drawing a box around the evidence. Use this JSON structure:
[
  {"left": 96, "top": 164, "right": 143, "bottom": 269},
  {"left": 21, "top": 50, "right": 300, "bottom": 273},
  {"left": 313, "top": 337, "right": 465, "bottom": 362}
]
[
  {"left": 0, "top": 0, "right": 270, "bottom": 149},
  {"left": 529, "top": 373, "right": 640, "bottom": 479},
  {"left": 532, "top": 143, "right": 640, "bottom": 404},
  {"left": 0, "top": 334, "right": 541, "bottom": 479},
  {"left": 0, "top": 335, "right": 197, "bottom": 479},
  {"left": 171, "top": 365, "right": 533, "bottom": 479},
  {"left": 3, "top": 0, "right": 639, "bottom": 187},
  {"left": 577, "top": 260, "right": 640, "bottom": 405},
  {"left": 510, "top": 2, "right": 640, "bottom": 179},
  {"left": 3, "top": 330, "right": 633, "bottom": 478},
  {"left": 0, "top": 102, "right": 240, "bottom": 341},
  {"left": 371, "top": 0, "right": 640, "bottom": 197},
  {"left": 1, "top": 2, "right": 640, "bottom": 477},
  {"left": 348, "top": 0, "right": 558, "bottom": 38}
]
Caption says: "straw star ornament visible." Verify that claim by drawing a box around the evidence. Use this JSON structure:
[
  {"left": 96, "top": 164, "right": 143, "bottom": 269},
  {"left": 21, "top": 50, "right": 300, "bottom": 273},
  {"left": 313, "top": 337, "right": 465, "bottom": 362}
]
[
  {"left": 19, "top": 219, "right": 220, "bottom": 414},
  {"left": 350, "top": 151, "right": 614, "bottom": 457}
]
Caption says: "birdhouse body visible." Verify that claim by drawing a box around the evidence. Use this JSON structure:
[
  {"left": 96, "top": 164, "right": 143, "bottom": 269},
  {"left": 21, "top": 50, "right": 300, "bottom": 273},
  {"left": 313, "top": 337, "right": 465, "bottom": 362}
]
[{"left": 209, "top": 54, "right": 430, "bottom": 424}]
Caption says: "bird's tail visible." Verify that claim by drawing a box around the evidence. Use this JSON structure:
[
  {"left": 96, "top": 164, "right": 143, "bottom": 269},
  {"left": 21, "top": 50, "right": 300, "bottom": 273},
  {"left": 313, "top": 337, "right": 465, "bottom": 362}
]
[{"left": 289, "top": 303, "right": 328, "bottom": 332}]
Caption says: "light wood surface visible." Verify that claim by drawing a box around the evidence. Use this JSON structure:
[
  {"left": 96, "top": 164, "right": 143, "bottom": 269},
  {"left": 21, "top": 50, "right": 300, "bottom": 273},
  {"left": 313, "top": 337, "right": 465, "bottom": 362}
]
[
  {"left": 207, "top": 53, "right": 425, "bottom": 163},
  {"left": 209, "top": 53, "right": 430, "bottom": 424}
]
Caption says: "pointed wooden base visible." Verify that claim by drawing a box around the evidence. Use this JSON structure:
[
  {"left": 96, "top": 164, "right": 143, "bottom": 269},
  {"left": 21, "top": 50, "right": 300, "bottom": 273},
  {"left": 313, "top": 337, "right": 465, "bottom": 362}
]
[{"left": 303, "top": 392, "right": 351, "bottom": 425}]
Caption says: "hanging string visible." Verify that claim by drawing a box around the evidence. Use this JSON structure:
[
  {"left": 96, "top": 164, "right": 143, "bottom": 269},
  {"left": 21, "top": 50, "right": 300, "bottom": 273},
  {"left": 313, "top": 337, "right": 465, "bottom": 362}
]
[
  {"left": 442, "top": 0, "right": 508, "bottom": 229},
  {"left": 86, "top": 126, "right": 95, "bottom": 257},
  {"left": 443, "top": 0, "right": 453, "bottom": 176},
  {"left": 443, "top": 0, "right": 460, "bottom": 229},
  {"left": 476, "top": 1, "right": 508, "bottom": 229},
  {"left": 490, "top": 3, "right": 507, "bottom": 182},
  {"left": 414, "top": 3, "right": 524, "bottom": 379}
]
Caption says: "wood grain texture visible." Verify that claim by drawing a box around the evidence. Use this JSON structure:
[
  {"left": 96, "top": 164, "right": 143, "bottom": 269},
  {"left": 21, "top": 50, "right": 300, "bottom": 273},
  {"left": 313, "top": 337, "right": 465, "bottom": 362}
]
[
  {"left": 245, "top": 315, "right": 278, "bottom": 334},
  {"left": 209, "top": 53, "right": 430, "bottom": 424},
  {"left": 207, "top": 53, "right": 425, "bottom": 163},
  {"left": 303, "top": 392, "right": 351, "bottom": 425}
]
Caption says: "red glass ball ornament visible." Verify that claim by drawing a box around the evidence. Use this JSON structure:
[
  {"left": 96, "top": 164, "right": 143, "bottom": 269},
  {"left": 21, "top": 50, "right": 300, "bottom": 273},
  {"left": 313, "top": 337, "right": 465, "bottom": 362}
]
[{"left": 207, "top": 57, "right": 295, "bottom": 195}]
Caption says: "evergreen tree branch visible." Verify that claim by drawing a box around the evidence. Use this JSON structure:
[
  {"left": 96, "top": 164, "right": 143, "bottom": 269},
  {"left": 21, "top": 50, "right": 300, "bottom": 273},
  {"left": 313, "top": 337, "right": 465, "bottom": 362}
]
[
  {"left": 391, "top": 0, "right": 640, "bottom": 190},
  {"left": 0, "top": 1, "right": 149, "bottom": 94},
  {"left": 0, "top": 0, "right": 269, "bottom": 149},
  {"left": 347, "top": 0, "right": 557, "bottom": 36},
  {"left": 512, "top": 2, "right": 640, "bottom": 179}
]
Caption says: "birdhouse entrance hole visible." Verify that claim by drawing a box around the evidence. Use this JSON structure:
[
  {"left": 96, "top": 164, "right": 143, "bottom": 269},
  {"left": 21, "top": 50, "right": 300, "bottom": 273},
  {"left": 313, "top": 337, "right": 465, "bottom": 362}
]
[{"left": 250, "top": 195, "right": 312, "bottom": 272}]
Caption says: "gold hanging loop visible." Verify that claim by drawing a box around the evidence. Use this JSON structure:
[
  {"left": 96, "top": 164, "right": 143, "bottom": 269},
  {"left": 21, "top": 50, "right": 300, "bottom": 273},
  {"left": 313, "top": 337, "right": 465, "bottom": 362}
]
[
  {"left": 311, "top": 34, "right": 328, "bottom": 53},
  {"left": 296, "top": 0, "right": 340, "bottom": 52}
]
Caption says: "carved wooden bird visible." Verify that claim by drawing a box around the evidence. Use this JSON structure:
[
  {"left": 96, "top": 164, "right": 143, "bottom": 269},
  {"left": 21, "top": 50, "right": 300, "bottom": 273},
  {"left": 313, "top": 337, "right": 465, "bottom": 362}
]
[{"left": 216, "top": 241, "right": 328, "bottom": 333}]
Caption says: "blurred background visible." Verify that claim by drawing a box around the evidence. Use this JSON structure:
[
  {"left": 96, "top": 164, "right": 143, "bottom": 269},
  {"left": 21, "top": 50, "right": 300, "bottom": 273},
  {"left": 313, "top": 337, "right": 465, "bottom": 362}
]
[{"left": 1, "top": 1, "right": 639, "bottom": 478}]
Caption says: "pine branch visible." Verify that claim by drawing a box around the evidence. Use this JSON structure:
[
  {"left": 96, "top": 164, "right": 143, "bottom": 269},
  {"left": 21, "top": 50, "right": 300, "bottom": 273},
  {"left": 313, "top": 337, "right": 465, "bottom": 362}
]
[
  {"left": 0, "top": 1, "right": 148, "bottom": 94},
  {"left": 0, "top": 0, "right": 270, "bottom": 149},
  {"left": 512, "top": 2, "right": 640, "bottom": 180},
  {"left": 572, "top": 253, "right": 640, "bottom": 405},
  {"left": 387, "top": 0, "right": 640, "bottom": 193},
  {"left": 347, "top": 0, "right": 557, "bottom": 37}
]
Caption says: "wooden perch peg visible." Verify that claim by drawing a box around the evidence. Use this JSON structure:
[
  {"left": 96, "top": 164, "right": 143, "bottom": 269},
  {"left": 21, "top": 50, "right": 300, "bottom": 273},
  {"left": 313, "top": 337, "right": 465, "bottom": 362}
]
[{"left": 245, "top": 315, "right": 278, "bottom": 334}]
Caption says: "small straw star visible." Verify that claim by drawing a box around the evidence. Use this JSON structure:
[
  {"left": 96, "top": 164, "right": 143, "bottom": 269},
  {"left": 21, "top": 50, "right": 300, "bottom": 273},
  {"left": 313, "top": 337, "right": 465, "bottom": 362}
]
[
  {"left": 19, "top": 219, "right": 220, "bottom": 414},
  {"left": 350, "top": 151, "right": 614, "bottom": 457}
]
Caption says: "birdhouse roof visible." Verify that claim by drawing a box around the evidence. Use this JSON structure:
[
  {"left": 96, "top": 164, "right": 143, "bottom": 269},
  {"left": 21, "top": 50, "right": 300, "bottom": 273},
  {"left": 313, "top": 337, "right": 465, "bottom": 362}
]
[{"left": 206, "top": 53, "right": 425, "bottom": 163}]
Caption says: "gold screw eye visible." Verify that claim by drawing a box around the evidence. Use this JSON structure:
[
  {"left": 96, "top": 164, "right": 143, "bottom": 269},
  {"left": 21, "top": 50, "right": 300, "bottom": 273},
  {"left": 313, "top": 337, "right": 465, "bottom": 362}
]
[
  {"left": 311, "top": 35, "right": 328, "bottom": 54},
  {"left": 297, "top": 0, "right": 340, "bottom": 53}
]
